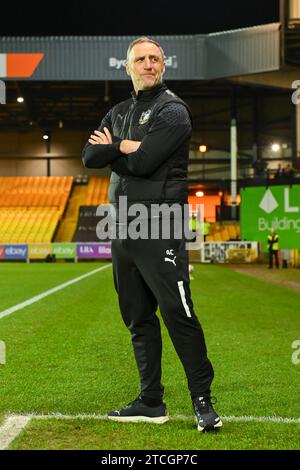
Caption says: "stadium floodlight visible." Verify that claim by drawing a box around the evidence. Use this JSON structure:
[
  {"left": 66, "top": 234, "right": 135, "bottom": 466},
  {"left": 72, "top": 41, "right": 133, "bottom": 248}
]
[
  {"left": 271, "top": 143, "right": 280, "bottom": 152},
  {"left": 198, "top": 145, "right": 207, "bottom": 153}
]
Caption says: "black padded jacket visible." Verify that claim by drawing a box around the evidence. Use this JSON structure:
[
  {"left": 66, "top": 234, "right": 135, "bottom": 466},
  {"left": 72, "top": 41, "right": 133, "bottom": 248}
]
[{"left": 82, "top": 82, "right": 192, "bottom": 212}]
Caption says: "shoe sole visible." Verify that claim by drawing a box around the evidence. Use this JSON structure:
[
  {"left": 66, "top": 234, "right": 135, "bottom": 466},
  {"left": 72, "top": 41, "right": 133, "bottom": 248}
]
[
  {"left": 107, "top": 415, "right": 169, "bottom": 424},
  {"left": 197, "top": 419, "right": 223, "bottom": 432}
]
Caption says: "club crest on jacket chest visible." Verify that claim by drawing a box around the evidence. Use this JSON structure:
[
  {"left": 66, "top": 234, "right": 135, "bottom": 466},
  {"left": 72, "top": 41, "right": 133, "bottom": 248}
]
[{"left": 139, "top": 109, "right": 152, "bottom": 125}]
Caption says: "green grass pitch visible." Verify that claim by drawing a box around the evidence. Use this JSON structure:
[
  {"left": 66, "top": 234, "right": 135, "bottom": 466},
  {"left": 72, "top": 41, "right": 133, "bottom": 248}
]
[{"left": 0, "top": 262, "right": 299, "bottom": 449}]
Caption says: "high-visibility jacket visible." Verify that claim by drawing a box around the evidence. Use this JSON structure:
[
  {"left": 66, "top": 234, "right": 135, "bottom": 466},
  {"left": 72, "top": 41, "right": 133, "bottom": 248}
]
[
  {"left": 203, "top": 221, "right": 210, "bottom": 236},
  {"left": 268, "top": 234, "right": 279, "bottom": 251}
]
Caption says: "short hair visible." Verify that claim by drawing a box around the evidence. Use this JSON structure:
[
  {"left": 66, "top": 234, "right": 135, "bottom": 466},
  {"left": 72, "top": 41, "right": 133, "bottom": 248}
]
[{"left": 126, "top": 36, "right": 165, "bottom": 63}]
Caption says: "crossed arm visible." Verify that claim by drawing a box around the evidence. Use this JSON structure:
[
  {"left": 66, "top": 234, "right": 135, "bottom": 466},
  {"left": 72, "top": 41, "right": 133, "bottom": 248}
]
[
  {"left": 88, "top": 127, "right": 141, "bottom": 155},
  {"left": 82, "top": 104, "right": 192, "bottom": 177}
]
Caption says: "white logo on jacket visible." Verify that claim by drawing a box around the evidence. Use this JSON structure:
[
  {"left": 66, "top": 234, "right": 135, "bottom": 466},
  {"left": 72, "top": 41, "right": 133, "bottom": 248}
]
[{"left": 139, "top": 109, "right": 151, "bottom": 124}]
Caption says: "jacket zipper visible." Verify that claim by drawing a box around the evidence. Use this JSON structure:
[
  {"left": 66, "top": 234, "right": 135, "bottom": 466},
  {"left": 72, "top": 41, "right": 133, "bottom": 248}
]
[{"left": 120, "top": 100, "right": 137, "bottom": 140}]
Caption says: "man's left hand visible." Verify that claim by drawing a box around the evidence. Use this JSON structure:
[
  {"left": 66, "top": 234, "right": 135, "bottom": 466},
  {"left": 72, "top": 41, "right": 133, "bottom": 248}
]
[{"left": 88, "top": 127, "right": 112, "bottom": 145}]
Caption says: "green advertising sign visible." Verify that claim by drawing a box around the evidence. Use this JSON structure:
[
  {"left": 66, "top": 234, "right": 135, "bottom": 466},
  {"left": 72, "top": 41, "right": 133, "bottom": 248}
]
[
  {"left": 241, "top": 185, "right": 300, "bottom": 251},
  {"left": 52, "top": 243, "right": 76, "bottom": 259}
]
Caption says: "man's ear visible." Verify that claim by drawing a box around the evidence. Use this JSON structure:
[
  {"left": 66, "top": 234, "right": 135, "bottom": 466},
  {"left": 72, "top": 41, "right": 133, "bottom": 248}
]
[{"left": 125, "top": 62, "right": 131, "bottom": 77}]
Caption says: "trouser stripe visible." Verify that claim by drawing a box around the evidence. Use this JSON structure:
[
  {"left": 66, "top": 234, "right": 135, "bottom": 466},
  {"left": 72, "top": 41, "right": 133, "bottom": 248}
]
[{"left": 177, "top": 281, "right": 192, "bottom": 318}]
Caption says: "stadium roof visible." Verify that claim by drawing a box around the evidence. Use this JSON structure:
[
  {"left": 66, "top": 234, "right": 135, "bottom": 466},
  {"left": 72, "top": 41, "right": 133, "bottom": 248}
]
[
  {"left": 0, "top": 24, "right": 280, "bottom": 80},
  {"left": 0, "top": 21, "right": 299, "bottom": 138}
]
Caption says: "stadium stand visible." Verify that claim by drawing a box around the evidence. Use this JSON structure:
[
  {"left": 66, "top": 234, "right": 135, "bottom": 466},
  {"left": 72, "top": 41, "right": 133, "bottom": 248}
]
[
  {"left": 71, "top": 177, "right": 110, "bottom": 242},
  {"left": 0, "top": 176, "right": 73, "bottom": 243},
  {"left": 0, "top": 175, "right": 241, "bottom": 244},
  {"left": 54, "top": 184, "right": 87, "bottom": 242},
  {"left": 85, "top": 176, "right": 110, "bottom": 205},
  {"left": 0, "top": 207, "right": 61, "bottom": 243},
  {"left": 55, "top": 176, "right": 110, "bottom": 242},
  {"left": 206, "top": 223, "right": 240, "bottom": 242}
]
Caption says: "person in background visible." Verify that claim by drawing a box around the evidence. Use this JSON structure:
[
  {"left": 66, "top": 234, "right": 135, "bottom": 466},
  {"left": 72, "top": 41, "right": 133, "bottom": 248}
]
[
  {"left": 203, "top": 218, "right": 211, "bottom": 241},
  {"left": 285, "top": 164, "right": 295, "bottom": 181},
  {"left": 267, "top": 228, "right": 279, "bottom": 269},
  {"left": 275, "top": 163, "right": 283, "bottom": 179},
  {"left": 281, "top": 249, "right": 289, "bottom": 269}
]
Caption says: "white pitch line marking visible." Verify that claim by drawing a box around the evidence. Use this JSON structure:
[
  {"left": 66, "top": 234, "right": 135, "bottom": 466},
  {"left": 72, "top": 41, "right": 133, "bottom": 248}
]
[
  {"left": 0, "top": 416, "right": 31, "bottom": 450},
  {"left": 7, "top": 413, "right": 300, "bottom": 424},
  {"left": 1, "top": 412, "right": 299, "bottom": 449},
  {"left": 0, "top": 264, "right": 111, "bottom": 320}
]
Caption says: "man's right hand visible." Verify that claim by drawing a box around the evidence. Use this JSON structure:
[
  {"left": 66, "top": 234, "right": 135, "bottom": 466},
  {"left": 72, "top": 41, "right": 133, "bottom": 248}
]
[{"left": 120, "top": 140, "right": 141, "bottom": 155}]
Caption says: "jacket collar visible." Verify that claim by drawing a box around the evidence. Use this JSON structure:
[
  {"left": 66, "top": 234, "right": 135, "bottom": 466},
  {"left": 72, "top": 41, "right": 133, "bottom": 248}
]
[{"left": 131, "top": 82, "right": 167, "bottom": 103}]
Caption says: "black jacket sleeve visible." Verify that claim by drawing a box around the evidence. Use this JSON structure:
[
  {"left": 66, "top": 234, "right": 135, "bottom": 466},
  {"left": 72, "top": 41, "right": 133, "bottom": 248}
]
[
  {"left": 82, "top": 108, "right": 122, "bottom": 169},
  {"left": 110, "top": 103, "right": 192, "bottom": 177}
]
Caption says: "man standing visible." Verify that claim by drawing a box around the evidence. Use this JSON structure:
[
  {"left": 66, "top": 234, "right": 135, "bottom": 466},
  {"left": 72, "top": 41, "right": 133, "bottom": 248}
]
[
  {"left": 203, "top": 218, "right": 211, "bottom": 241},
  {"left": 82, "top": 37, "right": 222, "bottom": 432},
  {"left": 268, "top": 228, "right": 279, "bottom": 269}
]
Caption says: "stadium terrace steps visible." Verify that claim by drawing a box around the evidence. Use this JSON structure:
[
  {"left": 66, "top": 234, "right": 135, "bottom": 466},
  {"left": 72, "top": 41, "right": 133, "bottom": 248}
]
[
  {"left": 54, "top": 185, "right": 87, "bottom": 243},
  {"left": 56, "top": 176, "right": 110, "bottom": 242},
  {"left": 0, "top": 176, "right": 73, "bottom": 243},
  {"left": 70, "top": 177, "right": 110, "bottom": 243},
  {"left": 0, "top": 208, "right": 61, "bottom": 243},
  {"left": 85, "top": 176, "right": 110, "bottom": 206},
  {"left": 0, "top": 176, "right": 73, "bottom": 208}
]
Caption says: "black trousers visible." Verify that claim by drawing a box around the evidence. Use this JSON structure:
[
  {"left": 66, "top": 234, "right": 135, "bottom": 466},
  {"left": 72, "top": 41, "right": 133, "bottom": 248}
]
[
  {"left": 112, "top": 225, "right": 214, "bottom": 401},
  {"left": 269, "top": 249, "right": 279, "bottom": 268}
]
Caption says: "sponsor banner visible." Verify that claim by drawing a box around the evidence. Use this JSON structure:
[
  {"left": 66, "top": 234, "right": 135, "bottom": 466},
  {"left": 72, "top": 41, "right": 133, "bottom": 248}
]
[
  {"left": 0, "top": 53, "right": 44, "bottom": 78},
  {"left": 53, "top": 243, "right": 76, "bottom": 259},
  {"left": 28, "top": 244, "right": 52, "bottom": 259},
  {"left": 201, "top": 241, "right": 258, "bottom": 263},
  {"left": 108, "top": 55, "right": 178, "bottom": 70},
  {"left": 0, "top": 245, "right": 5, "bottom": 259},
  {"left": 241, "top": 185, "right": 300, "bottom": 250},
  {"left": 3, "top": 244, "right": 28, "bottom": 260},
  {"left": 227, "top": 247, "right": 258, "bottom": 263},
  {"left": 77, "top": 243, "right": 112, "bottom": 259}
]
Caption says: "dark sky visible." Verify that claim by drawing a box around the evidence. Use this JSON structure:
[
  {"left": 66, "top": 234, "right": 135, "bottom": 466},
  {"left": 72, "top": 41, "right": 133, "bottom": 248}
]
[{"left": 2, "top": 0, "right": 280, "bottom": 36}]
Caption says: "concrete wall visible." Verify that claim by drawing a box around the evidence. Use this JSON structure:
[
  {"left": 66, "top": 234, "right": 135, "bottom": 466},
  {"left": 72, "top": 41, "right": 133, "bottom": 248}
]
[{"left": 0, "top": 129, "right": 110, "bottom": 177}]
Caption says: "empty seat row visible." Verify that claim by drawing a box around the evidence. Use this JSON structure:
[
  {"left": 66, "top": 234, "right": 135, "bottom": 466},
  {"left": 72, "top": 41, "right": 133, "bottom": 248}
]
[
  {"left": 85, "top": 176, "right": 110, "bottom": 205},
  {"left": 0, "top": 207, "right": 61, "bottom": 243},
  {"left": 0, "top": 176, "right": 73, "bottom": 210}
]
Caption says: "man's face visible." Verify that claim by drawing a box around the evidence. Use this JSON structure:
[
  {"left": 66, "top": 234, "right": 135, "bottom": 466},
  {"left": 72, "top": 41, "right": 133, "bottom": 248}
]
[{"left": 126, "top": 41, "right": 165, "bottom": 93}]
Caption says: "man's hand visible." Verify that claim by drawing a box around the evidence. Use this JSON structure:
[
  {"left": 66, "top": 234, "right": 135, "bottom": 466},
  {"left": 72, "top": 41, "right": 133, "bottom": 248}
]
[
  {"left": 120, "top": 140, "right": 141, "bottom": 155},
  {"left": 88, "top": 127, "right": 112, "bottom": 145}
]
